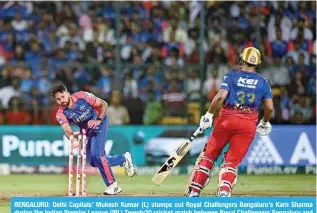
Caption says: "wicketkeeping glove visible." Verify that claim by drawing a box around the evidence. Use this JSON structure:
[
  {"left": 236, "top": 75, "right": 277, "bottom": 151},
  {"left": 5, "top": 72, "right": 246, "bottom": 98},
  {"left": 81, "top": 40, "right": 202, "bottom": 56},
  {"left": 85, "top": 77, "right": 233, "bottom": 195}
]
[
  {"left": 199, "top": 112, "right": 214, "bottom": 131},
  {"left": 256, "top": 119, "right": 272, "bottom": 136}
]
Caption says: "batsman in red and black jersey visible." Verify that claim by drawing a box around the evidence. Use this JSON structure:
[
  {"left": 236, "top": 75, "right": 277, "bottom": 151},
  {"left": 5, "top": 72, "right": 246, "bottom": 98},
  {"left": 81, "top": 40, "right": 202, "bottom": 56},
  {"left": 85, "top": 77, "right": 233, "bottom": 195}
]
[{"left": 187, "top": 47, "right": 274, "bottom": 197}]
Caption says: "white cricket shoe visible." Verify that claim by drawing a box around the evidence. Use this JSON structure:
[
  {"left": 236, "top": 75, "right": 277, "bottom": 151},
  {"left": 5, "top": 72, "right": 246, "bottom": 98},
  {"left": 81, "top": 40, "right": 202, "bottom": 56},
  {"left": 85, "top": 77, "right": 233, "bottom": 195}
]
[
  {"left": 188, "top": 191, "right": 200, "bottom": 197},
  {"left": 218, "top": 190, "right": 231, "bottom": 197},
  {"left": 123, "top": 152, "right": 135, "bottom": 177},
  {"left": 104, "top": 182, "right": 122, "bottom": 195}
]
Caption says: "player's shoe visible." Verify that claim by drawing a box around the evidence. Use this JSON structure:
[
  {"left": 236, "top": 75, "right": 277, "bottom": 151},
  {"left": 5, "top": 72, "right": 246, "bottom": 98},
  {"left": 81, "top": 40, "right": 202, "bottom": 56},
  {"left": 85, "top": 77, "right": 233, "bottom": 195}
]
[
  {"left": 188, "top": 191, "right": 200, "bottom": 197},
  {"left": 123, "top": 152, "right": 135, "bottom": 177},
  {"left": 217, "top": 190, "right": 231, "bottom": 197},
  {"left": 104, "top": 182, "right": 122, "bottom": 195}
]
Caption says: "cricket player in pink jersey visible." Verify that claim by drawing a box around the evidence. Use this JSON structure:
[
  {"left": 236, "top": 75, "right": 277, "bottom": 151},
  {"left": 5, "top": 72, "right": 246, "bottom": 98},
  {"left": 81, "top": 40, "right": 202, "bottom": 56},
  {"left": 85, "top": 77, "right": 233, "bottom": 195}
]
[{"left": 51, "top": 84, "right": 135, "bottom": 195}]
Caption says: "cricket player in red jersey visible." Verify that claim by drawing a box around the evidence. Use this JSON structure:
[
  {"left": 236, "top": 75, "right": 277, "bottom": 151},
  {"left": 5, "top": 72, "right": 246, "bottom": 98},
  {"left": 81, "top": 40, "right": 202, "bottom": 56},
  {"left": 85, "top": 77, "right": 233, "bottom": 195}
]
[
  {"left": 186, "top": 47, "right": 274, "bottom": 197},
  {"left": 51, "top": 84, "right": 135, "bottom": 195}
]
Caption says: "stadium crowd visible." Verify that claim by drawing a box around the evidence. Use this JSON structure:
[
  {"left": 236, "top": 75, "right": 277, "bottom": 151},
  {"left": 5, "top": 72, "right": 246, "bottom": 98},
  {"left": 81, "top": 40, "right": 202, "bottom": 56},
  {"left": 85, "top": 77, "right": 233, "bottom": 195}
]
[{"left": 0, "top": 1, "right": 315, "bottom": 125}]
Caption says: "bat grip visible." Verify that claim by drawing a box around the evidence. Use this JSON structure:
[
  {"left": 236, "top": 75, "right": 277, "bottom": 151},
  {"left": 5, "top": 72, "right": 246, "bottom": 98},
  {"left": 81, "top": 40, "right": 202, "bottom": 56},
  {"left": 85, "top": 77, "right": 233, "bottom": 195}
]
[{"left": 189, "top": 127, "right": 203, "bottom": 141}]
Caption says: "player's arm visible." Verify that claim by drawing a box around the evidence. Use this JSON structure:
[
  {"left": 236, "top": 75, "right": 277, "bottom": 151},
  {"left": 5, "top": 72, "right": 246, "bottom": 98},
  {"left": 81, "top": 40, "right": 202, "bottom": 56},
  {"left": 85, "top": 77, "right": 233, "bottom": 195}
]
[
  {"left": 200, "top": 73, "right": 230, "bottom": 130},
  {"left": 207, "top": 89, "right": 228, "bottom": 114},
  {"left": 60, "top": 122, "right": 80, "bottom": 150},
  {"left": 262, "top": 98, "right": 273, "bottom": 122},
  {"left": 61, "top": 123, "right": 73, "bottom": 139},
  {"left": 56, "top": 113, "right": 73, "bottom": 139},
  {"left": 257, "top": 80, "right": 273, "bottom": 136},
  {"left": 82, "top": 91, "right": 108, "bottom": 119},
  {"left": 88, "top": 96, "right": 108, "bottom": 128},
  {"left": 93, "top": 97, "right": 109, "bottom": 120},
  {"left": 80, "top": 91, "right": 108, "bottom": 128}
]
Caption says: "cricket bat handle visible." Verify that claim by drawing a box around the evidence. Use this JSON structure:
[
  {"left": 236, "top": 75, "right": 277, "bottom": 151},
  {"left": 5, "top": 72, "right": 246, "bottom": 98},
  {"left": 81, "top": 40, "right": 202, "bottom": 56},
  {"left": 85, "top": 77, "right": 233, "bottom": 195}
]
[{"left": 189, "top": 127, "right": 203, "bottom": 142}]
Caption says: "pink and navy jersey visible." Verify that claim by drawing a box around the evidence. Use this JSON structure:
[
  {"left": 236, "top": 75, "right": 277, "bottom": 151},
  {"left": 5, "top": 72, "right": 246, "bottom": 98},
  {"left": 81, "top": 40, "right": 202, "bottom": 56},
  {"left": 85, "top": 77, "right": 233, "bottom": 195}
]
[
  {"left": 56, "top": 91, "right": 100, "bottom": 131},
  {"left": 219, "top": 70, "right": 272, "bottom": 123}
]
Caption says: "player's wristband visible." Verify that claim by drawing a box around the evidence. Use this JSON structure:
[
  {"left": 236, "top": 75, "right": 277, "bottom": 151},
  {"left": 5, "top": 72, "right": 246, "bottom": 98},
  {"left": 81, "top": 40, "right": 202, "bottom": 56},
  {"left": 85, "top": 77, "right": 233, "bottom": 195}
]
[
  {"left": 205, "top": 112, "right": 214, "bottom": 119},
  {"left": 97, "top": 117, "right": 103, "bottom": 121}
]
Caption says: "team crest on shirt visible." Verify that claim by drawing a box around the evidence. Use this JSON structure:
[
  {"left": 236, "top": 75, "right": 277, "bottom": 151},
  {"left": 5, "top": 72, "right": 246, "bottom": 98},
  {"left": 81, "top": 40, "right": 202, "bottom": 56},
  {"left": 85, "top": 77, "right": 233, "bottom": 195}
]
[{"left": 80, "top": 105, "right": 85, "bottom": 111}]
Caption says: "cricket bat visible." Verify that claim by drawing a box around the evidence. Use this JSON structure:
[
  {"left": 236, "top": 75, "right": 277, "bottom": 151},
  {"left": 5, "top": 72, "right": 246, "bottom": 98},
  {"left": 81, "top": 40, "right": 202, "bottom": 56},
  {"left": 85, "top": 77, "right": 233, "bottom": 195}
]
[{"left": 152, "top": 127, "right": 203, "bottom": 185}]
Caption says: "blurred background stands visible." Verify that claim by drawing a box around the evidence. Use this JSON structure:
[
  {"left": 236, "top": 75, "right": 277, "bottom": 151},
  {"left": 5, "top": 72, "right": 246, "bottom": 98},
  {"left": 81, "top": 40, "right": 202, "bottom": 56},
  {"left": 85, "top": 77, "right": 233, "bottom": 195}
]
[{"left": 0, "top": 1, "right": 315, "bottom": 125}]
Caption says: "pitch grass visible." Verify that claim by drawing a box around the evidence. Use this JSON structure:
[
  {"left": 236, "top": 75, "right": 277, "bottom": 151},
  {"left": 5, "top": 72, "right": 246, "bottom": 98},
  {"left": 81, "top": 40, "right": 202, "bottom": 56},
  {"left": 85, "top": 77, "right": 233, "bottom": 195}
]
[{"left": 0, "top": 174, "right": 316, "bottom": 212}]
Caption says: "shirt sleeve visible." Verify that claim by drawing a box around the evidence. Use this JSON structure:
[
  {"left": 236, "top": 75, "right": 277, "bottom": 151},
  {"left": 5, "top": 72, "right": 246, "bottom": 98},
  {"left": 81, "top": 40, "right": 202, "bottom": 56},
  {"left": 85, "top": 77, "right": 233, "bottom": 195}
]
[
  {"left": 263, "top": 79, "right": 273, "bottom": 100},
  {"left": 220, "top": 73, "right": 231, "bottom": 91},
  {"left": 75, "top": 91, "right": 97, "bottom": 106},
  {"left": 56, "top": 110, "right": 68, "bottom": 125}
]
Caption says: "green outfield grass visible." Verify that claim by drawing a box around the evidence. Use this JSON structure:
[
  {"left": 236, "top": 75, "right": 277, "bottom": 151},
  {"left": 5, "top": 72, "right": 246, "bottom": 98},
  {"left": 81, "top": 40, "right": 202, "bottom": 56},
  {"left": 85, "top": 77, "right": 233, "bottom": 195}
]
[{"left": 0, "top": 174, "right": 315, "bottom": 213}]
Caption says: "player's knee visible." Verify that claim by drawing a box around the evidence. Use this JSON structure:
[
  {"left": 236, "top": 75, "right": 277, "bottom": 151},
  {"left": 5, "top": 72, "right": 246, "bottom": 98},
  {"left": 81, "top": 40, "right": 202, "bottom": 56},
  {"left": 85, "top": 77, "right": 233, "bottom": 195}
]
[
  {"left": 219, "top": 162, "right": 238, "bottom": 177},
  {"left": 199, "top": 156, "right": 214, "bottom": 170},
  {"left": 204, "top": 148, "right": 221, "bottom": 161},
  {"left": 224, "top": 154, "right": 243, "bottom": 168},
  {"left": 195, "top": 156, "right": 214, "bottom": 179},
  {"left": 222, "top": 161, "right": 237, "bottom": 169},
  {"left": 198, "top": 156, "right": 215, "bottom": 184}
]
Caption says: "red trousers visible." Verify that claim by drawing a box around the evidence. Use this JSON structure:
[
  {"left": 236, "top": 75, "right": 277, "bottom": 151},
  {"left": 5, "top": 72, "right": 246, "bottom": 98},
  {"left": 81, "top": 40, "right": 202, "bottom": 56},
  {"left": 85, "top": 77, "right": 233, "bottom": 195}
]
[{"left": 205, "top": 115, "right": 256, "bottom": 165}]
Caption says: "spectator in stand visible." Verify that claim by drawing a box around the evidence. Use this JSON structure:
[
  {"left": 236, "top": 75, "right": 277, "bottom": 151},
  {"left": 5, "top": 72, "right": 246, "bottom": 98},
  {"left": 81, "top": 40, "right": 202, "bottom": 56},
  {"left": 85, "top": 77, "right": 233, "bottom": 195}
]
[
  {"left": 293, "top": 52, "right": 311, "bottom": 77},
  {"left": 287, "top": 42, "right": 310, "bottom": 65},
  {"left": 269, "top": 28, "right": 288, "bottom": 58},
  {"left": 162, "top": 80, "right": 186, "bottom": 117},
  {"left": 185, "top": 70, "right": 200, "bottom": 101},
  {"left": 20, "top": 68, "right": 33, "bottom": 94},
  {"left": 96, "top": 66, "right": 112, "bottom": 99},
  {"left": 262, "top": 56, "right": 290, "bottom": 87},
  {"left": 143, "top": 89, "right": 162, "bottom": 125},
  {"left": 279, "top": 87, "right": 291, "bottom": 123},
  {"left": 0, "top": 77, "right": 21, "bottom": 109},
  {"left": 288, "top": 72, "right": 308, "bottom": 98},
  {"left": 164, "top": 48, "right": 184, "bottom": 67},
  {"left": 123, "top": 71, "right": 138, "bottom": 99},
  {"left": 11, "top": 12, "right": 28, "bottom": 32},
  {"left": 107, "top": 90, "right": 130, "bottom": 125},
  {"left": 0, "top": 66, "right": 11, "bottom": 88},
  {"left": 291, "top": 16, "right": 313, "bottom": 41},
  {"left": 0, "top": 1, "right": 314, "bottom": 125},
  {"left": 10, "top": 45, "right": 25, "bottom": 62},
  {"left": 203, "top": 71, "right": 221, "bottom": 101},
  {"left": 290, "top": 96, "right": 313, "bottom": 124},
  {"left": 163, "top": 17, "right": 188, "bottom": 43}
]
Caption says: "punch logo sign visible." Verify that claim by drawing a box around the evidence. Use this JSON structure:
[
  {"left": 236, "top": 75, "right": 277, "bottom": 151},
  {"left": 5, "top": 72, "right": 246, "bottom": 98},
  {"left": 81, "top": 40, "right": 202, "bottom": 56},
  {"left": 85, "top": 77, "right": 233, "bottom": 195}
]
[
  {"left": 247, "top": 136, "right": 283, "bottom": 165},
  {"left": 237, "top": 77, "right": 258, "bottom": 89}
]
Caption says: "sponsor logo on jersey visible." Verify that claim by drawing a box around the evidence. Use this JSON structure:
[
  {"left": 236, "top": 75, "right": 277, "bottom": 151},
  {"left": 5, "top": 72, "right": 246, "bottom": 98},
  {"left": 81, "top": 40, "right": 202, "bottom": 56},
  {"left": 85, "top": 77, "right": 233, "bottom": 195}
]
[
  {"left": 237, "top": 77, "right": 258, "bottom": 88},
  {"left": 75, "top": 109, "right": 91, "bottom": 123}
]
